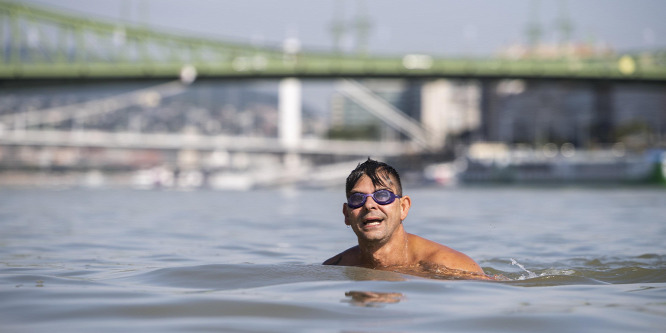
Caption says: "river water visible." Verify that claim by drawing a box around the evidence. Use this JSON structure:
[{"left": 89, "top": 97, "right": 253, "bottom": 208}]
[{"left": 1, "top": 186, "right": 665, "bottom": 332}]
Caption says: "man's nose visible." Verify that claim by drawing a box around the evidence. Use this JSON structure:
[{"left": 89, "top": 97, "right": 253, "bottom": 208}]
[{"left": 363, "top": 195, "right": 379, "bottom": 209}]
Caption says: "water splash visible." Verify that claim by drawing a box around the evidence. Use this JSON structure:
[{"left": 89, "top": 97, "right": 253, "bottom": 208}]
[{"left": 511, "top": 258, "right": 538, "bottom": 280}]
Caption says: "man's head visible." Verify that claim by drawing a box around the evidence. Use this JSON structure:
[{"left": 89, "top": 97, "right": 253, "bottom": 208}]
[
  {"left": 345, "top": 158, "right": 403, "bottom": 198},
  {"left": 343, "top": 159, "right": 410, "bottom": 245}
]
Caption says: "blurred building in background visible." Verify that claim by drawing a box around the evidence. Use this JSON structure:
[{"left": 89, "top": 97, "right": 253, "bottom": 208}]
[{"left": 483, "top": 80, "right": 666, "bottom": 150}]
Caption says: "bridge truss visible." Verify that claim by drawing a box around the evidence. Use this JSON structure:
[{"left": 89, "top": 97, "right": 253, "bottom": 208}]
[{"left": 1, "top": 0, "right": 666, "bottom": 82}]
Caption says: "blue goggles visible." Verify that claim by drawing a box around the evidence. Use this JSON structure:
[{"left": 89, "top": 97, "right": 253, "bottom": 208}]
[{"left": 347, "top": 189, "right": 401, "bottom": 209}]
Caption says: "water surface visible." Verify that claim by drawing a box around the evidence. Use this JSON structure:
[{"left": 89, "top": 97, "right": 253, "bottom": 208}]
[{"left": 1, "top": 187, "right": 665, "bottom": 332}]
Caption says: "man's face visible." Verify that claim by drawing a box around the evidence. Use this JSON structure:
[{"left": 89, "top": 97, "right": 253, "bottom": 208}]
[{"left": 343, "top": 174, "right": 410, "bottom": 244}]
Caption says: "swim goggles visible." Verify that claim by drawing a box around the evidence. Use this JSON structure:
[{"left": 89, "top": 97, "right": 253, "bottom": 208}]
[{"left": 347, "top": 189, "right": 401, "bottom": 209}]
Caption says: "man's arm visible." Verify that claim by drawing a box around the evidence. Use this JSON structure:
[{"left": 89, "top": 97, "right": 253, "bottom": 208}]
[
  {"left": 322, "top": 253, "right": 343, "bottom": 265},
  {"left": 438, "top": 252, "right": 485, "bottom": 275},
  {"left": 322, "top": 246, "right": 360, "bottom": 266},
  {"left": 410, "top": 234, "right": 485, "bottom": 275}
]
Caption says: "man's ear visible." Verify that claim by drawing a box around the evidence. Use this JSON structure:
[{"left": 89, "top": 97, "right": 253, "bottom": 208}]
[
  {"left": 342, "top": 203, "right": 351, "bottom": 225},
  {"left": 399, "top": 195, "right": 411, "bottom": 221}
]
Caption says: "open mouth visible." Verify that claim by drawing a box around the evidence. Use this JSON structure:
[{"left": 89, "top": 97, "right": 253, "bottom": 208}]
[{"left": 363, "top": 218, "right": 383, "bottom": 227}]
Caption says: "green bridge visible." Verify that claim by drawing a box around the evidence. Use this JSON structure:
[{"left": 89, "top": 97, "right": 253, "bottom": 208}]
[{"left": 2, "top": 0, "right": 666, "bottom": 82}]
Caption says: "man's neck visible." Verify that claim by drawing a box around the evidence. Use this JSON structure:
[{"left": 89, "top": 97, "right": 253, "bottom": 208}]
[{"left": 358, "top": 230, "right": 410, "bottom": 268}]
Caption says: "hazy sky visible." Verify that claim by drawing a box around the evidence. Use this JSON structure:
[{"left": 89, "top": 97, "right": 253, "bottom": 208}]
[{"left": 20, "top": 0, "right": 666, "bottom": 57}]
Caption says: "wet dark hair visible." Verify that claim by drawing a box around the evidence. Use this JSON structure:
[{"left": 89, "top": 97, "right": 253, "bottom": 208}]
[{"left": 345, "top": 158, "right": 403, "bottom": 198}]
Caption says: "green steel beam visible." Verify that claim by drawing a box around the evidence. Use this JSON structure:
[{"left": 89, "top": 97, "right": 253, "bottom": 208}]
[{"left": 1, "top": 0, "right": 666, "bottom": 82}]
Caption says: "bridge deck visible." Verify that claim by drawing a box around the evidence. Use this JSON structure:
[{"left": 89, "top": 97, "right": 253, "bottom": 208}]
[{"left": 0, "top": 129, "right": 420, "bottom": 157}]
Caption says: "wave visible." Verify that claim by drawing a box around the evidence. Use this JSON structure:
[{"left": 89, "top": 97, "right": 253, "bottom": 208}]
[
  {"left": 483, "top": 254, "right": 666, "bottom": 286},
  {"left": 99, "top": 255, "right": 666, "bottom": 291}
]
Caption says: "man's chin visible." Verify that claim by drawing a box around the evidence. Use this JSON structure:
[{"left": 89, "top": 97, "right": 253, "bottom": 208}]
[{"left": 357, "top": 229, "right": 387, "bottom": 242}]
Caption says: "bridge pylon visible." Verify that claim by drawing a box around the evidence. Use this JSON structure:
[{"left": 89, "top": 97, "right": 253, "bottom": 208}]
[{"left": 279, "top": 77, "right": 303, "bottom": 172}]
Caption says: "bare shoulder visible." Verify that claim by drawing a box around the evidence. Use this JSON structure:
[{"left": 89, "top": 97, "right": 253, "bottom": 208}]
[
  {"left": 408, "top": 234, "right": 484, "bottom": 274},
  {"left": 322, "top": 246, "right": 361, "bottom": 266}
]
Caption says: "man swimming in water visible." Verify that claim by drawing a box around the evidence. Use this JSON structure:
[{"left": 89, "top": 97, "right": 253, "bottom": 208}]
[{"left": 323, "top": 158, "right": 489, "bottom": 279}]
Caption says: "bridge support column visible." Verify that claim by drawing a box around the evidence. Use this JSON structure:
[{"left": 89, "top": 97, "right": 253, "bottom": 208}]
[
  {"left": 591, "top": 82, "right": 614, "bottom": 145},
  {"left": 421, "top": 80, "right": 451, "bottom": 149},
  {"left": 279, "top": 78, "right": 302, "bottom": 171},
  {"left": 479, "top": 80, "right": 499, "bottom": 142}
]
